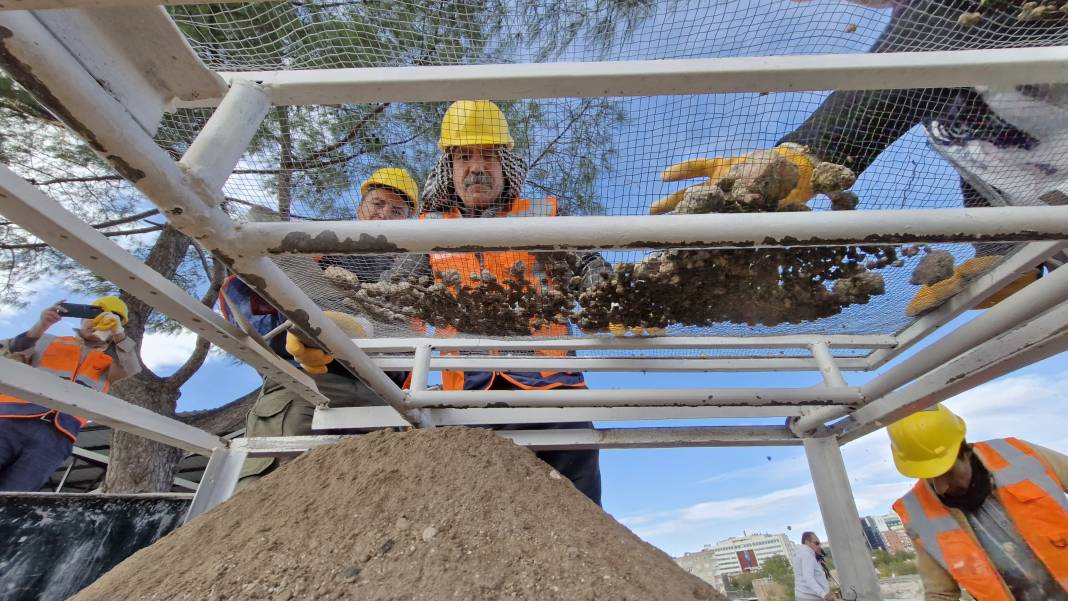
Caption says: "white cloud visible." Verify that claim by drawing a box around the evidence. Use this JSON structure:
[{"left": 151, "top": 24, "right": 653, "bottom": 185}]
[
  {"left": 622, "top": 369, "right": 1068, "bottom": 557},
  {"left": 139, "top": 329, "right": 215, "bottom": 372}
]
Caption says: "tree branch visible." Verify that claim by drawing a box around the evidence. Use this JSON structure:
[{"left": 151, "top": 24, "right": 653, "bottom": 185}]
[
  {"left": 529, "top": 100, "right": 593, "bottom": 171},
  {"left": 291, "top": 103, "right": 389, "bottom": 168},
  {"left": 26, "top": 174, "right": 124, "bottom": 186},
  {"left": 0, "top": 208, "right": 159, "bottom": 229},
  {"left": 167, "top": 253, "right": 224, "bottom": 388},
  {"left": 165, "top": 335, "right": 211, "bottom": 388},
  {"left": 0, "top": 224, "right": 166, "bottom": 250}
]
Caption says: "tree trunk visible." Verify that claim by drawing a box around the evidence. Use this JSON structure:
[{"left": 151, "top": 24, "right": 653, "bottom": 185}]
[
  {"left": 101, "top": 225, "right": 192, "bottom": 493},
  {"left": 276, "top": 106, "right": 293, "bottom": 220},
  {"left": 101, "top": 376, "right": 184, "bottom": 492}
]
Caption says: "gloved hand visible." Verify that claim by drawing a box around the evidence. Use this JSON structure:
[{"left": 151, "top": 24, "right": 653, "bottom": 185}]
[
  {"left": 91, "top": 312, "right": 124, "bottom": 341},
  {"left": 906, "top": 256, "right": 1007, "bottom": 316},
  {"left": 285, "top": 311, "right": 373, "bottom": 374},
  {"left": 651, "top": 144, "right": 818, "bottom": 214}
]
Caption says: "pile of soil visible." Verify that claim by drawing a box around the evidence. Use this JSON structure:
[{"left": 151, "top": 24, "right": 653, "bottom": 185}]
[{"left": 72, "top": 428, "right": 725, "bottom": 601}]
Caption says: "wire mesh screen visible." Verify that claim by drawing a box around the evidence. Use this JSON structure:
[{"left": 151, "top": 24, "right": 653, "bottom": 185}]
[
  {"left": 3, "top": 0, "right": 1067, "bottom": 349},
  {"left": 166, "top": 0, "right": 1068, "bottom": 71}
]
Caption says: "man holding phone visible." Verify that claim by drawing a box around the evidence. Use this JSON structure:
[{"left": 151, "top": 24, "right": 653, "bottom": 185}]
[{"left": 0, "top": 296, "right": 140, "bottom": 491}]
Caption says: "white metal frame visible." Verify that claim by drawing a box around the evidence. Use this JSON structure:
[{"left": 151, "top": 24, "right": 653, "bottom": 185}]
[{"left": 2, "top": 8, "right": 1068, "bottom": 597}]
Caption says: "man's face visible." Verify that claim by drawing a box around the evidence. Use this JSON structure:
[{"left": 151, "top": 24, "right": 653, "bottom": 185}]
[
  {"left": 357, "top": 187, "right": 411, "bottom": 221},
  {"left": 451, "top": 145, "right": 505, "bottom": 210},
  {"left": 928, "top": 454, "right": 973, "bottom": 497}
]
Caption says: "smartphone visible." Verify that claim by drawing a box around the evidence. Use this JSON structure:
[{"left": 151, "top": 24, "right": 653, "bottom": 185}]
[{"left": 59, "top": 302, "right": 104, "bottom": 320}]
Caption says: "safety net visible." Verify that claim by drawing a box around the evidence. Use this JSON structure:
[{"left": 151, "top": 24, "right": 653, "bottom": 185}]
[{"left": 3, "top": 0, "right": 1066, "bottom": 353}]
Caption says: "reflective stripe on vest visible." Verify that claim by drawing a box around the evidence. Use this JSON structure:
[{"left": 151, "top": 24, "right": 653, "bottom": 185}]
[
  {"left": 976, "top": 438, "right": 1068, "bottom": 592},
  {"left": 422, "top": 197, "right": 583, "bottom": 391},
  {"left": 894, "top": 438, "right": 1068, "bottom": 600}
]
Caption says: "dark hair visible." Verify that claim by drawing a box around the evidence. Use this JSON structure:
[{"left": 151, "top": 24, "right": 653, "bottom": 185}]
[
  {"left": 801, "top": 531, "right": 818, "bottom": 544},
  {"left": 957, "top": 439, "right": 972, "bottom": 460}
]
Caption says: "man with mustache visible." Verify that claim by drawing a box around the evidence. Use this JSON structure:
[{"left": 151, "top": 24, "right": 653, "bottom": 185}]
[{"left": 410, "top": 99, "right": 609, "bottom": 505}]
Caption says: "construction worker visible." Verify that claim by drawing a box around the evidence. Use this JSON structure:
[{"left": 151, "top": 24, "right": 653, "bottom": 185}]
[
  {"left": 888, "top": 404, "right": 1068, "bottom": 601},
  {"left": 653, "top": 0, "right": 1068, "bottom": 316},
  {"left": 411, "top": 99, "right": 609, "bottom": 505},
  {"left": 224, "top": 167, "right": 419, "bottom": 488},
  {"left": 0, "top": 296, "right": 139, "bottom": 491}
]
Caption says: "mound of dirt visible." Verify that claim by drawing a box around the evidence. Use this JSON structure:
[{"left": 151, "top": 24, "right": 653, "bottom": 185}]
[{"left": 72, "top": 428, "right": 725, "bottom": 601}]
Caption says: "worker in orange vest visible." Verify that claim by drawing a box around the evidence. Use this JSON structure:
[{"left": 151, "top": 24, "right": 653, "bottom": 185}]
[
  {"left": 0, "top": 296, "right": 140, "bottom": 491},
  {"left": 411, "top": 100, "right": 611, "bottom": 504},
  {"left": 889, "top": 404, "right": 1068, "bottom": 601}
]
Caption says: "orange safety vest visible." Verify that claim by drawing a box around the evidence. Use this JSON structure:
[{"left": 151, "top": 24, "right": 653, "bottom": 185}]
[
  {"left": 893, "top": 438, "right": 1068, "bottom": 600},
  {"left": 0, "top": 335, "right": 107, "bottom": 441},
  {"left": 420, "top": 197, "right": 584, "bottom": 391}
]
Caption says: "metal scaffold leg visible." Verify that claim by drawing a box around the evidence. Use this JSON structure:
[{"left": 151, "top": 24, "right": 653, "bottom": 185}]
[
  {"left": 803, "top": 436, "right": 882, "bottom": 601},
  {"left": 184, "top": 446, "right": 247, "bottom": 523}
]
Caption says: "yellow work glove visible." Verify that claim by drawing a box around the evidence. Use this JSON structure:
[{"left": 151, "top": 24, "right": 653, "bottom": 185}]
[
  {"left": 651, "top": 145, "right": 817, "bottom": 215},
  {"left": 906, "top": 256, "right": 1004, "bottom": 317},
  {"left": 91, "top": 312, "right": 123, "bottom": 341},
  {"left": 284, "top": 311, "right": 373, "bottom": 374}
]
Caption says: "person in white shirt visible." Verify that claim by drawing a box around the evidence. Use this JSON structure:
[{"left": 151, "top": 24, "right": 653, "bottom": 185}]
[{"left": 794, "top": 531, "right": 833, "bottom": 601}]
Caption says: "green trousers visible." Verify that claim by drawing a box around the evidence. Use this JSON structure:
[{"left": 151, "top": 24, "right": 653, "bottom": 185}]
[{"left": 236, "top": 372, "right": 386, "bottom": 490}]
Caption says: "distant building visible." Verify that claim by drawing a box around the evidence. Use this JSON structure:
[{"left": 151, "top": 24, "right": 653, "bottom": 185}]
[
  {"left": 859, "top": 512, "right": 914, "bottom": 554},
  {"left": 674, "top": 549, "right": 727, "bottom": 594},
  {"left": 882, "top": 528, "right": 914, "bottom": 554},
  {"left": 860, "top": 516, "right": 889, "bottom": 552},
  {"left": 710, "top": 533, "right": 796, "bottom": 576}
]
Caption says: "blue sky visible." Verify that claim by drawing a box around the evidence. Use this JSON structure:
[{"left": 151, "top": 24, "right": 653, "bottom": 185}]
[{"left": 4, "top": 0, "right": 1066, "bottom": 561}]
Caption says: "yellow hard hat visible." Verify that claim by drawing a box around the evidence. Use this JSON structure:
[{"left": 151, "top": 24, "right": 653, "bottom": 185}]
[
  {"left": 91, "top": 296, "right": 129, "bottom": 324},
  {"left": 438, "top": 100, "right": 514, "bottom": 150},
  {"left": 887, "top": 404, "right": 967, "bottom": 479},
  {"left": 361, "top": 167, "right": 419, "bottom": 211}
]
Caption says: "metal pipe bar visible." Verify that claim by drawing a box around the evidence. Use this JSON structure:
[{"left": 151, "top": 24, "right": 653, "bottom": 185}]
[
  {"left": 0, "top": 12, "right": 414, "bottom": 423},
  {"left": 810, "top": 342, "right": 847, "bottom": 387},
  {"left": 236, "top": 425, "right": 803, "bottom": 456},
  {"left": 313, "top": 405, "right": 851, "bottom": 430},
  {"left": 183, "top": 446, "right": 246, "bottom": 522},
  {"left": 0, "top": 164, "right": 328, "bottom": 407},
  {"left": 837, "top": 300, "right": 1068, "bottom": 445},
  {"left": 803, "top": 437, "right": 883, "bottom": 600},
  {"left": 0, "top": 357, "right": 224, "bottom": 455},
  {"left": 371, "top": 356, "right": 870, "bottom": 372},
  {"left": 407, "top": 386, "right": 861, "bottom": 409},
  {"left": 355, "top": 335, "right": 895, "bottom": 351},
  {"left": 54, "top": 458, "right": 76, "bottom": 492},
  {"left": 71, "top": 446, "right": 199, "bottom": 490},
  {"left": 202, "top": 47, "right": 1068, "bottom": 107},
  {"left": 868, "top": 241, "right": 1066, "bottom": 369},
  {"left": 409, "top": 345, "right": 431, "bottom": 393},
  {"left": 237, "top": 206, "right": 1068, "bottom": 255},
  {"left": 178, "top": 79, "right": 271, "bottom": 195},
  {"left": 862, "top": 261, "right": 1068, "bottom": 401},
  {"left": 794, "top": 258, "right": 1068, "bottom": 434}
]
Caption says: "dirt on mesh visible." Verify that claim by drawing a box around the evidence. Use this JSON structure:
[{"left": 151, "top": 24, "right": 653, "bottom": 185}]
[{"left": 71, "top": 427, "right": 726, "bottom": 601}]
